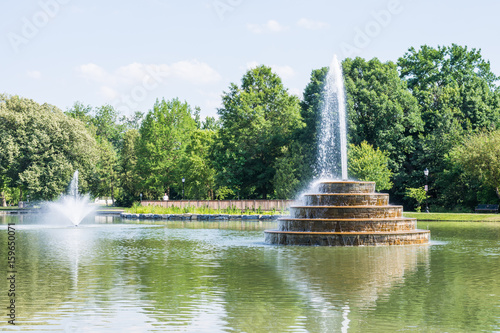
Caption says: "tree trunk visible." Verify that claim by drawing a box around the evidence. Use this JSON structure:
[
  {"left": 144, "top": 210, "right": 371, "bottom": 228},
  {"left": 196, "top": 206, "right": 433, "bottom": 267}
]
[
  {"left": 496, "top": 187, "right": 500, "bottom": 200},
  {"left": 1, "top": 191, "right": 6, "bottom": 207}
]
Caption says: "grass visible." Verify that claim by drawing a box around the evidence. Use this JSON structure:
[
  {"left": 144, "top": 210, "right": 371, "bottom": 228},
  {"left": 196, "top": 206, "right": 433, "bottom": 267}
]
[
  {"left": 126, "top": 203, "right": 287, "bottom": 216},
  {"left": 404, "top": 212, "right": 500, "bottom": 222}
]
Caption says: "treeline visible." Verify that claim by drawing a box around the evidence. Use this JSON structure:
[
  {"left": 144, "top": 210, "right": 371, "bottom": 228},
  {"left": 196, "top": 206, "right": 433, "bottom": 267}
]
[{"left": 1, "top": 44, "right": 500, "bottom": 211}]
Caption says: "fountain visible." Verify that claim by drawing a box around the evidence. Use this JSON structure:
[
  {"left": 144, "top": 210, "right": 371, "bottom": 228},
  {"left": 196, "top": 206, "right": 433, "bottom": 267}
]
[
  {"left": 264, "top": 56, "right": 430, "bottom": 246},
  {"left": 48, "top": 170, "right": 95, "bottom": 226}
]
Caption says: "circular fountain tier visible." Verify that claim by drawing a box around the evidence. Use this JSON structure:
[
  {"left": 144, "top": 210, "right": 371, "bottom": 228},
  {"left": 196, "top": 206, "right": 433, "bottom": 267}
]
[{"left": 265, "top": 181, "right": 430, "bottom": 246}]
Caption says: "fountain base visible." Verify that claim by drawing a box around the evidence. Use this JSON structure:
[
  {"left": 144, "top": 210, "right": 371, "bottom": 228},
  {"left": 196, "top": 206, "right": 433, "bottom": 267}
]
[{"left": 264, "top": 181, "right": 430, "bottom": 246}]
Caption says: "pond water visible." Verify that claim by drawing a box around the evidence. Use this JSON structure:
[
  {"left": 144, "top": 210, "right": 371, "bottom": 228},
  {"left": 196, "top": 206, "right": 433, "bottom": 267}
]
[{"left": 0, "top": 214, "right": 499, "bottom": 332}]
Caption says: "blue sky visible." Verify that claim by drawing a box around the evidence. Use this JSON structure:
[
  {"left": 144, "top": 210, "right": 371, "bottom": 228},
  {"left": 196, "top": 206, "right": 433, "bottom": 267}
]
[{"left": 2, "top": 0, "right": 500, "bottom": 119}]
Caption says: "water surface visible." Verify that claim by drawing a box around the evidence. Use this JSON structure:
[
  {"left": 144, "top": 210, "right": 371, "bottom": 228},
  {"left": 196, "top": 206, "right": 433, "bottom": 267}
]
[{"left": 0, "top": 215, "right": 499, "bottom": 332}]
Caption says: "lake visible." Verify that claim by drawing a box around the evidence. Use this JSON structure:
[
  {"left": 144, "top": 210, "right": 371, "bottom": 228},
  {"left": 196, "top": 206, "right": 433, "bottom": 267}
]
[{"left": 1, "top": 214, "right": 499, "bottom": 332}]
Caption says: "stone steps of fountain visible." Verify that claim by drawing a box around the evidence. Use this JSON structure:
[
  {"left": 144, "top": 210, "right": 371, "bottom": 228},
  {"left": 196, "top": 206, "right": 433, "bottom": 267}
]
[
  {"left": 278, "top": 217, "right": 416, "bottom": 232},
  {"left": 317, "top": 181, "right": 376, "bottom": 194},
  {"left": 303, "top": 193, "right": 389, "bottom": 206},
  {"left": 264, "top": 229, "right": 430, "bottom": 246},
  {"left": 290, "top": 206, "right": 403, "bottom": 219}
]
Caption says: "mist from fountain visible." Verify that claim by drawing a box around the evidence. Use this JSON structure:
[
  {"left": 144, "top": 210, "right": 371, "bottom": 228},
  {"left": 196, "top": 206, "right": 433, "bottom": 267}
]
[
  {"left": 316, "top": 54, "right": 348, "bottom": 181},
  {"left": 48, "top": 170, "right": 95, "bottom": 226}
]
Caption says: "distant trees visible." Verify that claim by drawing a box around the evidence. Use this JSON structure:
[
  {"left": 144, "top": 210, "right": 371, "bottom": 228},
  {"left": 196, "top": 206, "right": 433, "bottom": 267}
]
[
  {"left": 135, "top": 98, "right": 197, "bottom": 200},
  {"left": 3, "top": 44, "right": 500, "bottom": 210},
  {"left": 0, "top": 95, "right": 99, "bottom": 202},
  {"left": 348, "top": 141, "right": 393, "bottom": 191},
  {"left": 451, "top": 130, "right": 500, "bottom": 199},
  {"left": 213, "top": 65, "right": 304, "bottom": 199}
]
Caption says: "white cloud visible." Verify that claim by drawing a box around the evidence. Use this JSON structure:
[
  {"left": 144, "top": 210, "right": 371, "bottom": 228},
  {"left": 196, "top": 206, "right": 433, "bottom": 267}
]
[
  {"left": 27, "top": 70, "right": 42, "bottom": 79},
  {"left": 272, "top": 65, "right": 295, "bottom": 80},
  {"left": 245, "top": 61, "right": 260, "bottom": 70},
  {"left": 245, "top": 62, "right": 295, "bottom": 79},
  {"left": 297, "top": 18, "right": 329, "bottom": 30},
  {"left": 76, "top": 60, "right": 222, "bottom": 104},
  {"left": 247, "top": 20, "right": 289, "bottom": 34},
  {"left": 289, "top": 87, "right": 303, "bottom": 99}
]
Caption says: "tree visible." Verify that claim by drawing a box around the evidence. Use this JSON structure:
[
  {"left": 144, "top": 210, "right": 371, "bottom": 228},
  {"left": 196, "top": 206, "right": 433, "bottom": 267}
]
[
  {"left": 0, "top": 95, "right": 99, "bottom": 200},
  {"left": 179, "top": 128, "right": 216, "bottom": 200},
  {"left": 404, "top": 187, "right": 429, "bottom": 212},
  {"left": 136, "top": 98, "right": 197, "bottom": 199},
  {"left": 343, "top": 57, "right": 424, "bottom": 174},
  {"left": 95, "top": 139, "right": 119, "bottom": 205},
  {"left": 348, "top": 141, "right": 393, "bottom": 191},
  {"left": 450, "top": 130, "right": 500, "bottom": 200},
  {"left": 297, "top": 67, "right": 329, "bottom": 184},
  {"left": 116, "top": 129, "right": 140, "bottom": 206},
  {"left": 398, "top": 44, "right": 500, "bottom": 208},
  {"left": 214, "top": 65, "right": 304, "bottom": 199}
]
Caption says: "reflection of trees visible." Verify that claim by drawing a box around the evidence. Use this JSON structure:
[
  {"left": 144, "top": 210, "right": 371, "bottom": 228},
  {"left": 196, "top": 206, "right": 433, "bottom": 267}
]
[
  {"left": 214, "top": 248, "right": 304, "bottom": 332},
  {"left": 358, "top": 223, "right": 500, "bottom": 332},
  {"left": 272, "top": 245, "right": 430, "bottom": 332}
]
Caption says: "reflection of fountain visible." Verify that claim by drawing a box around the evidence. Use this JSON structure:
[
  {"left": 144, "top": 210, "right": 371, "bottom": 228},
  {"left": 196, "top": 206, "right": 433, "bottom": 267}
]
[
  {"left": 265, "top": 55, "right": 430, "bottom": 245},
  {"left": 48, "top": 170, "right": 95, "bottom": 226}
]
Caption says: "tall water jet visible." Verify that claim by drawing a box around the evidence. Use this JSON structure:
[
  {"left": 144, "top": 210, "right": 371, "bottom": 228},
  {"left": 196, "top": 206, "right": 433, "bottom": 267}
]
[
  {"left": 48, "top": 170, "right": 95, "bottom": 226},
  {"left": 264, "top": 55, "right": 430, "bottom": 246},
  {"left": 317, "top": 55, "right": 348, "bottom": 181}
]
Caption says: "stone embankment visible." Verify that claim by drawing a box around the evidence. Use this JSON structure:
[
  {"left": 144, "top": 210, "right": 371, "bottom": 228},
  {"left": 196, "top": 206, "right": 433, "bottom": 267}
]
[{"left": 120, "top": 213, "right": 283, "bottom": 221}]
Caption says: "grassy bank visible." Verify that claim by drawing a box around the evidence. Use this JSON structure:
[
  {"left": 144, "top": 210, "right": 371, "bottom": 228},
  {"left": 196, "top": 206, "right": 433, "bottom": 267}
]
[
  {"left": 404, "top": 212, "right": 500, "bottom": 222},
  {"left": 126, "top": 203, "right": 287, "bottom": 216}
]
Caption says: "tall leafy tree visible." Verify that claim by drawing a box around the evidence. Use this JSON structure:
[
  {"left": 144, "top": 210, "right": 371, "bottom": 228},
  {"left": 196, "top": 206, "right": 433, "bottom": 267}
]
[
  {"left": 136, "top": 98, "right": 196, "bottom": 199},
  {"left": 0, "top": 95, "right": 99, "bottom": 200},
  {"left": 398, "top": 44, "right": 500, "bottom": 207},
  {"left": 116, "top": 129, "right": 140, "bottom": 206},
  {"left": 214, "top": 65, "right": 304, "bottom": 199},
  {"left": 297, "top": 67, "right": 329, "bottom": 185},
  {"left": 450, "top": 130, "right": 500, "bottom": 200},
  {"left": 343, "top": 57, "right": 424, "bottom": 174},
  {"left": 348, "top": 141, "right": 393, "bottom": 191},
  {"left": 179, "top": 129, "right": 216, "bottom": 200}
]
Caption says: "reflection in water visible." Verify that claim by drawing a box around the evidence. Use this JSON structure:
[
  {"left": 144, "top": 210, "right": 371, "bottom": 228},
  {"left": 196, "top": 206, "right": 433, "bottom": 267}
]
[{"left": 0, "top": 217, "right": 498, "bottom": 332}]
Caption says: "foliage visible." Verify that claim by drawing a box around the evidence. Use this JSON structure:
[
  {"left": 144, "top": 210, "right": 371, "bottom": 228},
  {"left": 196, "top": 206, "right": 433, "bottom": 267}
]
[
  {"left": 214, "top": 65, "right": 304, "bottom": 199},
  {"left": 348, "top": 141, "right": 393, "bottom": 191},
  {"left": 343, "top": 57, "right": 423, "bottom": 174},
  {"left": 0, "top": 95, "right": 99, "bottom": 200},
  {"left": 398, "top": 44, "right": 500, "bottom": 208},
  {"left": 296, "top": 67, "right": 329, "bottom": 184},
  {"left": 179, "top": 129, "right": 216, "bottom": 200},
  {"left": 450, "top": 130, "right": 500, "bottom": 199},
  {"left": 126, "top": 202, "right": 285, "bottom": 215},
  {"left": 405, "top": 187, "right": 429, "bottom": 212},
  {"left": 136, "top": 98, "right": 197, "bottom": 199}
]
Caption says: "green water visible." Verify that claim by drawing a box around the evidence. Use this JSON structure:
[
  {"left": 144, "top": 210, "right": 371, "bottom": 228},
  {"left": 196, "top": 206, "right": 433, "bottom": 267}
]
[{"left": 1, "top": 215, "right": 499, "bottom": 332}]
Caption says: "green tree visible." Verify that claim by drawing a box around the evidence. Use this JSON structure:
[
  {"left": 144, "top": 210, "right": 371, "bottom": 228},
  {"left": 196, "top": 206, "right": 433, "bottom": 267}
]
[
  {"left": 297, "top": 67, "right": 329, "bottom": 184},
  {"left": 179, "top": 129, "right": 216, "bottom": 200},
  {"left": 95, "top": 139, "right": 119, "bottom": 205},
  {"left": 450, "top": 130, "right": 500, "bottom": 200},
  {"left": 404, "top": 187, "right": 429, "bottom": 212},
  {"left": 348, "top": 141, "right": 393, "bottom": 191},
  {"left": 214, "top": 65, "right": 304, "bottom": 199},
  {"left": 116, "top": 129, "right": 140, "bottom": 206},
  {"left": 398, "top": 44, "right": 500, "bottom": 208},
  {"left": 136, "top": 98, "right": 197, "bottom": 199},
  {"left": 0, "top": 95, "right": 99, "bottom": 200},
  {"left": 343, "top": 57, "right": 424, "bottom": 173}
]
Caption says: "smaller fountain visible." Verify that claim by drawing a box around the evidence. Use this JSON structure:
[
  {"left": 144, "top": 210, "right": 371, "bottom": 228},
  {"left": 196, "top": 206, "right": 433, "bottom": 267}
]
[{"left": 48, "top": 170, "right": 95, "bottom": 226}]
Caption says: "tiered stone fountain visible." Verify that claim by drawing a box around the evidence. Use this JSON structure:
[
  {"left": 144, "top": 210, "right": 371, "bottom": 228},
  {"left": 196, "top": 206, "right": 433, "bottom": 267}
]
[{"left": 265, "top": 181, "right": 430, "bottom": 246}]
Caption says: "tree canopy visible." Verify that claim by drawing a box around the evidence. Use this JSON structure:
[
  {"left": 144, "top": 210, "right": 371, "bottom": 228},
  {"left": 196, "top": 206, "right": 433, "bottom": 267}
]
[
  {"left": 0, "top": 95, "right": 99, "bottom": 200},
  {"left": 214, "top": 65, "right": 304, "bottom": 199}
]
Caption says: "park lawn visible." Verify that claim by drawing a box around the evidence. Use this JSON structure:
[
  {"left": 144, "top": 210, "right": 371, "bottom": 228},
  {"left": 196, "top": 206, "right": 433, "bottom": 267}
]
[{"left": 404, "top": 212, "right": 500, "bottom": 222}]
